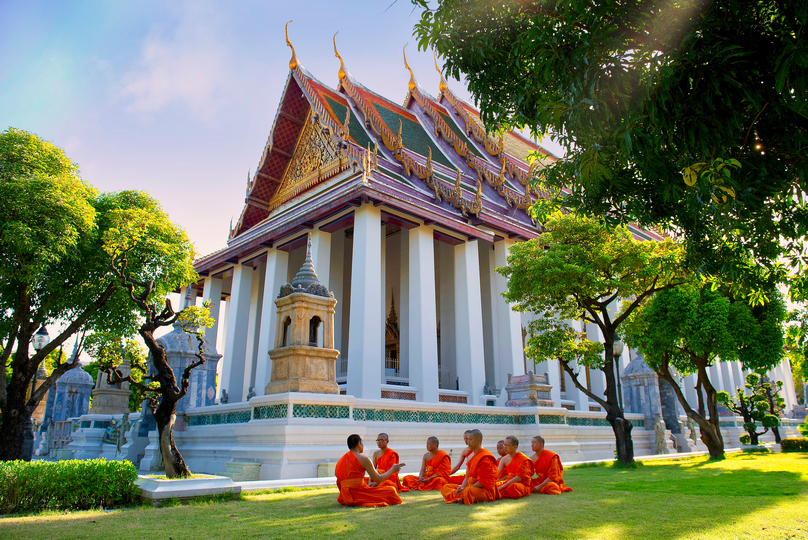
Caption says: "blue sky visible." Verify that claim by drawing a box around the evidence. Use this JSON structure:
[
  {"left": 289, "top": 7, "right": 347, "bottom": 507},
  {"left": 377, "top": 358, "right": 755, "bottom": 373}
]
[{"left": 1, "top": 0, "right": 562, "bottom": 258}]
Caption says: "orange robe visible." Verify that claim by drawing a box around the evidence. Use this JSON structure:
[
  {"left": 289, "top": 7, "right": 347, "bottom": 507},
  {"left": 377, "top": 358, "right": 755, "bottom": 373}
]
[
  {"left": 498, "top": 452, "right": 534, "bottom": 499},
  {"left": 441, "top": 449, "right": 500, "bottom": 504},
  {"left": 532, "top": 449, "right": 572, "bottom": 494},
  {"left": 402, "top": 450, "right": 451, "bottom": 491},
  {"left": 335, "top": 451, "right": 402, "bottom": 507},
  {"left": 375, "top": 448, "right": 408, "bottom": 492},
  {"left": 448, "top": 447, "right": 472, "bottom": 483}
]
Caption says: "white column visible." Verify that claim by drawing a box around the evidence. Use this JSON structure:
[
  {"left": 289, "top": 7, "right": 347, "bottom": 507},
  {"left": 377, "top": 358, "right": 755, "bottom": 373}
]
[
  {"left": 775, "top": 361, "right": 797, "bottom": 415},
  {"left": 548, "top": 358, "right": 562, "bottom": 407},
  {"left": 572, "top": 321, "right": 591, "bottom": 411},
  {"left": 254, "top": 249, "right": 289, "bottom": 395},
  {"left": 221, "top": 264, "right": 253, "bottom": 402},
  {"left": 683, "top": 373, "right": 699, "bottom": 410},
  {"left": 346, "top": 204, "right": 383, "bottom": 399},
  {"left": 311, "top": 229, "right": 332, "bottom": 346},
  {"left": 201, "top": 277, "right": 223, "bottom": 349},
  {"left": 243, "top": 264, "right": 265, "bottom": 397},
  {"left": 454, "top": 240, "right": 487, "bottom": 405},
  {"left": 380, "top": 228, "right": 387, "bottom": 386},
  {"left": 408, "top": 226, "right": 439, "bottom": 402},
  {"left": 330, "top": 231, "right": 345, "bottom": 360},
  {"left": 709, "top": 364, "right": 725, "bottom": 393},
  {"left": 720, "top": 361, "right": 737, "bottom": 395},
  {"left": 493, "top": 239, "right": 527, "bottom": 392},
  {"left": 216, "top": 299, "right": 230, "bottom": 398},
  {"left": 398, "top": 229, "right": 410, "bottom": 380}
]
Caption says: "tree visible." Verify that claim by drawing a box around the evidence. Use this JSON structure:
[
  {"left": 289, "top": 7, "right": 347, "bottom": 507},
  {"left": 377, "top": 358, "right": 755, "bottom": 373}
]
[
  {"left": 0, "top": 128, "right": 196, "bottom": 461},
  {"left": 94, "top": 194, "right": 211, "bottom": 477},
  {"left": 719, "top": 372, "right": 783, "bottom": 446},
  {"left": 84, "top": 336, "right": 149, "bottom": 412},
  {"left": 414, "top": 0, "right": 808, "bottom": 297},
  {"left": 498, "top": 213, "right": 686, "bottom": 464},
  {"left": 622, "top": 281, "right": 787, "bottom": 458},
  {"left": 785, "top": 309, "right": 808, "bottom": 406}
]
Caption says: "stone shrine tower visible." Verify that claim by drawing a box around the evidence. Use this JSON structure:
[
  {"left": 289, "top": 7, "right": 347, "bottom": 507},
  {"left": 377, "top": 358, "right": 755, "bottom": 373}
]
[
  {"left": 89, "top": 342, "right": 131, "bottom": 415},
  {"left": 266, "top": 235, "right": 339, "bottom": 395}
]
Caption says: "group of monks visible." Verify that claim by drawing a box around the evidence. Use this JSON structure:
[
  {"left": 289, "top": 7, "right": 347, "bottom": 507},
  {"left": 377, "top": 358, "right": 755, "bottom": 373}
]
[{"left": 334, "top": 429, "right": 572, "bottom": 507}]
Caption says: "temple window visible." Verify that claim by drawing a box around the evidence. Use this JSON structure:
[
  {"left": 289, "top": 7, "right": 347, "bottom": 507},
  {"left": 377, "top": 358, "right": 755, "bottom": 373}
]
[
  {"left": 282, "top": 316, "right": 292, "bottom": 347},
  {"left": 309, "top": 316, "right": 321, "bottom": 347}
]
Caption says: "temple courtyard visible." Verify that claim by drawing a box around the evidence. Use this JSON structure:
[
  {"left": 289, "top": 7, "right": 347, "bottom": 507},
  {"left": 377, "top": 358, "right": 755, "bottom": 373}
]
[{"left": 2, "top": 452, "right": 805, "bottom": 539}]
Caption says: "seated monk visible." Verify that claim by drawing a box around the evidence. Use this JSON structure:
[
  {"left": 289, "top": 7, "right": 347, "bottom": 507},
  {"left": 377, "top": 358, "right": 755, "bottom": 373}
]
[
  {"left": 530, "top": 435, "right": 572, "bottom": 495},
  {"left": 496, "top": 436, "right": 534, "bottom": 500},
  {"left": 401, "top": 436, "right": 452, "bottom": 491},
  {"left": 448, "top": 430, "right": 473, "bottom": 483},
  {"left": 441, "top": 429, "right": 500, "bottom": 505},
  {"left": 335, "top": 434, "right": 406, "bottom": 507},
  {"left": 495, "top": 440, "right": 507, "bottom": 480},
  {"left": 370, "top": 433, "right": 408, "bottom": 492}
]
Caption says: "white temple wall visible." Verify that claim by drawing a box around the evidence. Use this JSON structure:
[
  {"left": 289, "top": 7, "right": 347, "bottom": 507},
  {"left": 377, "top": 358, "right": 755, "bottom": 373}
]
[
  {"left": 329, "top": 230, "right": 346, "bottom": 375},
  {"left": 398, "top": 228, "right": 410, "bottom": 383},
  {"left": 340, "top": 231, "right": 353, "bottom": 359}
]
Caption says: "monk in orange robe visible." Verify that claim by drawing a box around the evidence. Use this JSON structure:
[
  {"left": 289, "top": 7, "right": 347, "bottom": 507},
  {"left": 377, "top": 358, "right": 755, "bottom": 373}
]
[
  {"left": 530, "top": 435, "right": 572, "bottom": 495},
  {"left": 496, "top": 436, "right": 534, "bottom": 499},
  {"left": 448, "top": 430, "right": 473, "bottom": 483},
  {"left": 370, "top": 433, "right": 408, "bottom": 492},
  {"left": 402, "top": 436, "right": 452, "bottom": 491},
  {"left": 441, "top": 429, "right": 500, "bottom": 505},
  {"left": 335, "top": 434, "right": 406, "bottom": 507},
  {"left": 495, "top": 440, "right": 507, "bottom": 480}
]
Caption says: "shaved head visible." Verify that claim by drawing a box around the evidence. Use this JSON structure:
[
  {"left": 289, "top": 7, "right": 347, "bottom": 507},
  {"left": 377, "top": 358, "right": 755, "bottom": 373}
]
[
  {"left": 506, "top": 436, "right": 519, "bottom": 448},
  {"left": 533, "top": 435, "right": 545, "bottom": 445},
  {"left": 469, "top": 429, "right": 483, "bottom": 443},
  {"left": 377, "top": 433, "right": 389, "bottom": 441},
  {"left": 427, "top": 436, "right": 439, "bottom": 446}
]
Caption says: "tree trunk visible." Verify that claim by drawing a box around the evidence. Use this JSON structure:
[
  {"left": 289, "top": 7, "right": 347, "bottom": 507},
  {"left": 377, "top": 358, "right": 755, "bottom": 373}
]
[
  {"left": 607, "top": 409, "right": 635, "bottom": 464},
  {"left": 153, "top": 397, "right": 189, "bottom": 478},
  {"left": 657, "top": 363, "right": 725, "bottom": 459},
  {"left": 0, "top": 395, "right": 27, "bottom": 461}
]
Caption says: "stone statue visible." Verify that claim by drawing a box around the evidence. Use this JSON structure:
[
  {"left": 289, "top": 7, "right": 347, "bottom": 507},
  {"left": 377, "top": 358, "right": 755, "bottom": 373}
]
[
  {"left": 117, "top": 413, "right": 130, "bottom": 455},
  {"left": 103, "top": 418, "right": 119, "bottom": 445},
  {"left": 221, "top": 389, "right": 228, "bottom": 404},
  {"left": 246, "top": 386, "right": 256, "bottom": 400},
  {"left": 483, "top": 381, "right": 491, "bottom": 396},
  {"left": 654, "top": 413, "right": 667, "bottom": 454},
  {"left": 686, "top": 417, "right": 698, "bottom": 442}
]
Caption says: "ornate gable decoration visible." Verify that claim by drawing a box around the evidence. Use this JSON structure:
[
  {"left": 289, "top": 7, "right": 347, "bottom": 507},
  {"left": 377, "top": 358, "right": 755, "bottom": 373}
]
[{"left": 267, "top": 110, "right": 352, "bottom": 212}]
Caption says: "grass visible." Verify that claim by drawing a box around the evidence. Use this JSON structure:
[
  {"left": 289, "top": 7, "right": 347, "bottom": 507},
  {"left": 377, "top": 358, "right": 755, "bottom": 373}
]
[{"left": 1, "top": 453, "right": 806, "bottom": 539}]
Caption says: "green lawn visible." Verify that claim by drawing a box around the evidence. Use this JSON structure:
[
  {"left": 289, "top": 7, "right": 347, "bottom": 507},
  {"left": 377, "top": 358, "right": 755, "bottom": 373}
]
[{"left": 1, "top": 453, "right": 806, "bottom": 540}]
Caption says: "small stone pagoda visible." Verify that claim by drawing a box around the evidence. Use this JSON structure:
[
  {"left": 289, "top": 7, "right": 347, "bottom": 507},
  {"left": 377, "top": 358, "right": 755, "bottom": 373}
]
[
  {"left": 89, "top": 342, "right": 131, "bottom": 415},
  {"left": 266, "top": 234, "right": 339, "bottom": 394}
]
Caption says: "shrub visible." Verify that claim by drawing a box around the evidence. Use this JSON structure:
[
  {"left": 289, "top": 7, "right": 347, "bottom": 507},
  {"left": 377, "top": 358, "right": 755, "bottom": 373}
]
[
  {"left": 780, "top": 438, "right": 808, "bottom": 453},
  {"left": 799, "top": 418, "right": 808, "bottom": 437},
  {"left": 0, "top": 459, "right": 139, "bottom": 514}
]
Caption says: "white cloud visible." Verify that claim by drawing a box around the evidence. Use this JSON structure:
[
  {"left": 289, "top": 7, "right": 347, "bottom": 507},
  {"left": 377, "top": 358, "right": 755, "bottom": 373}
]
[{"left": 120, "top": 2, "right": 232, "bottom": 117}]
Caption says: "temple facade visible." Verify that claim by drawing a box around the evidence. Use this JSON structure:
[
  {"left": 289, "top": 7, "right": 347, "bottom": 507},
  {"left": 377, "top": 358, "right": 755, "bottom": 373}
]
[{"left": 189, "top": 36, "right": 799, "bottom": 418}]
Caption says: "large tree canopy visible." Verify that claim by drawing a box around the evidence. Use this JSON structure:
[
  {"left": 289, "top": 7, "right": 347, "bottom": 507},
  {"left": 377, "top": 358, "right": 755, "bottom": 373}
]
[
  {"left": 414, "top": 0, "right": 808, "bottom": 297},
  {"left": 0, "top": 127, "right": 197, "bottom": 460},
  {"left": 498, "top": 213, "right": 686, "bottom": 463}
]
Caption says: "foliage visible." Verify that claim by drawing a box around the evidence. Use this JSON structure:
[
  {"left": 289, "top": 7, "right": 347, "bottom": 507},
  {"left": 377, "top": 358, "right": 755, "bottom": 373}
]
[
  {"left": 780, "top": 438, "right": 808, "bottom": 452},
  {"left": 498, "top": 212, "right": 685, "bottom": 463},
  {"left": 0, "top": 127, "right": 197, "bottom": 460},
  {"left": 413, "top": 0, "right": 808, "bottom": 298},
  {"left": 785, "top": 309, "right": 807, "bottom": 402},
  {"left": 719, "top": 373, "right": 784, "bottom": 446},
  {"left": 799, "top": 418, "right": 808, "bottom": 437},
  {"left": 0, "top": 459, "right": 139, "bottom": 514},
  {"left": 85, "top": 335, "right": 150, "bottom": 412}
]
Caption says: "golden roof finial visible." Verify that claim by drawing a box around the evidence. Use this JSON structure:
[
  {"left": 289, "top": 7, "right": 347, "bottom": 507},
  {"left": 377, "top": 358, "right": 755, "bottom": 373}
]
[
  {"left": 403, "top": 44, "right": 416, "bottom": 92},
  {"left": 455, "top": 169, "right": 462, "bottom": 196},
  {"left": 285, "top": 21, "right": 298, "bottom": 70},
  {"left": 434, "top": 51, "right": 447, "bottom": 93},
  {"left": 333, "top": 32, "right": 346, "bottom": 80},
  {"left": 396, "top": 119, "right": 403, "bottom": 150}
]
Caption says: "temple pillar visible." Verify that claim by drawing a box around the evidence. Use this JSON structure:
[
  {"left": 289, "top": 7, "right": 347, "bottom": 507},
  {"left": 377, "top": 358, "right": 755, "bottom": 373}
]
[
  {"left": 311, "top": 229, "right": 332, "bottom": 347},
  {"left": 398, "top": 229, "right": 410, "bottom": 384},
  {"left": 346, "top": 204, "right": 383, "bottom": 399},
  {"left": 380, "top": 227, "right": 387, "bottom": 386},
  {"left": 720, "top": 361, "right": 737, "bottom": 396},
  {"left": 254, "top": 249, "right": 289, "bottom": 396},
  {"left": 329, "top": 230, "right": 346, "bottom": 361},
  {"left": 548, "top": 358, "right": 563, "bottom": 407},
  {"left": 221, "top": 264, "right": 253, "bottom": 402},
  {"left": 493, "top": 239, "right": 526, "bottom": 395},
  {"left": 408, "top": 226, "right": 439, "bottom": 402},
  {"left": 201, "top": 276, "right": 223, "bottom": 349},
  {"left": 709, "top": 364, "right": 725, "bottom": 393},
  {"left": 243, "top": 263, "right": 265, "bottom": 398},
  {"left": 454, "top": 239, "right": 486, "bottom": 405}
]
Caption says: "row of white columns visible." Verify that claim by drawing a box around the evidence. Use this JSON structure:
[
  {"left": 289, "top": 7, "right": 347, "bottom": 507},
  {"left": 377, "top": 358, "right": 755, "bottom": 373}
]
[{"left": 197, "top": 203, "right": 526, "bottom": 404}]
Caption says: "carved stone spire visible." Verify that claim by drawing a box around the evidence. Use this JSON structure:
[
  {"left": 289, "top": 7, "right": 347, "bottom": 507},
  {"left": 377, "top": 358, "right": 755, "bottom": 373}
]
[{"left": 279, "top": 234, "right": 332, "bottom": 298}]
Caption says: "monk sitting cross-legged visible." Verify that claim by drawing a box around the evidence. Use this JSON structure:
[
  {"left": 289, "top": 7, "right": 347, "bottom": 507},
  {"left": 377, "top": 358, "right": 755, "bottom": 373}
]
[
  {"left": 530, "top": 435, "right": 572, "bottom": 495},
  {"left": 441, "top": 429, "right": 500, "bottom": 505},
  {"left": 496, "top": 436, "right": 534, "bottom": 500},
  {"left": 370, "top": 433, "right": 408, "bottom": 492},
  {"left": 401, "top": 436, "right": 452, "bottom": 491},
  {"left": 335, "top": 434, "right": 406, "bottom": 507},
  {"left": 447, "top": 430, "right": 473, "bottom": 483}
]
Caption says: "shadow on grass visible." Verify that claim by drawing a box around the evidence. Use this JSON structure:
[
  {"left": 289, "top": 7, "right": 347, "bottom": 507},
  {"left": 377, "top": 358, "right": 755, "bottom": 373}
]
[{"left": 2, "top": 454, "right": 806, "bottom": 540}]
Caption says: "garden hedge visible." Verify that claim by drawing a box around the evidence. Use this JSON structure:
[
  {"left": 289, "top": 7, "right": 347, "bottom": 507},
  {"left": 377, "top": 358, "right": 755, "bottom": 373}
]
[
  {"left": 780, "top": 438, "right": 808, "bottom": 453},
  {"left": 0, "top": 459, "right": 139, "bottom": 514}
]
